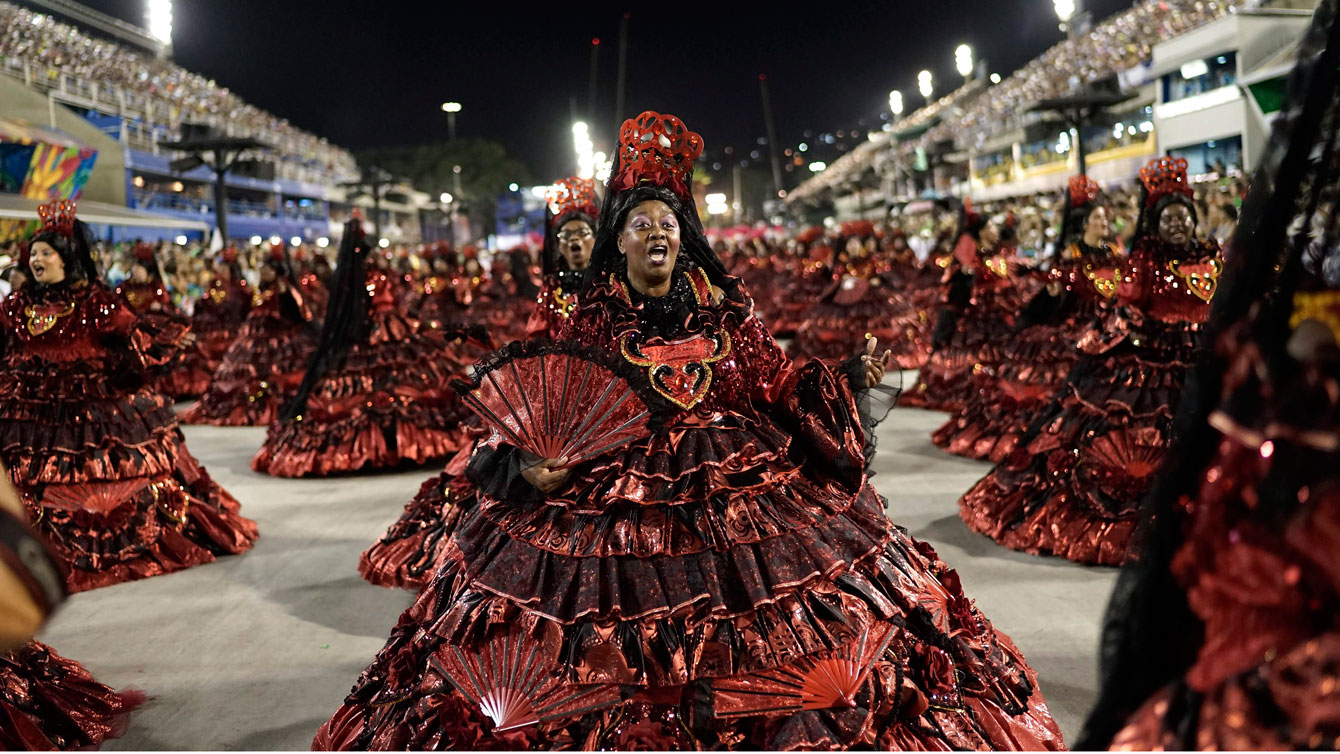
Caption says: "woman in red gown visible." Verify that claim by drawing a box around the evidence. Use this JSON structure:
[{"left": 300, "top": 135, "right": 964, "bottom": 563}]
[
  {"left": 769, "top": 226, "right": 832, "bottom": 339},
  {"left": 315, "top": 111, "right": 1061, "bottom": 751},
  {"left": 788, "top": 221, "right": 900, "bottom": 365},
  {"left": 902, "top": 209, "right": 1041, "bottom": 411},
  {"left": 932, "top": 177, "right": 1123, "bottom": 462},
  {"left": 0, "top": 201, "right": 257, "bottom": 593},
  {"left": 1079, "top": 22, "right": 1340, "bottom": 746},
  {"left": 359, "top": 177, "right": 598, "bottom": 591},
  {"left": 408, "top": 243, "right": 472, "bottom": 333},
  {"left": 180, "top": 244, "right": 319, "bottom": 426},
  {"left": 114, "top": 243, "right": 213, "bottom": 399},
  {"left": 190, "top": 248, "right": 250, "bottom": 374},
  {"left": 958, "top": 157, "right": 1223, "bottom": 566},
  {"left": 252, "top": 218, "right": 480, "bottom": 477}
]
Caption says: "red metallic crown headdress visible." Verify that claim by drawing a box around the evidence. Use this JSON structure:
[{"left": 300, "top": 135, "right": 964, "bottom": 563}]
[
  {"left": 37, "top": 199, "right": 77, "bottom": 237},
  {"left": 1068, "top": 175, "right": 1100, "bottom": 208},
  {"left": 610, "top": 111, "right": 704, "bottom": 200},
  {"left": 1139, "top": 156, "right": 1193, "bottom": 208},
  {"left": 546, "top": 176, "right": 599, "bottom": 221},
  {"left": 132, "top": 241, "right": 156, "bottom": 262}
]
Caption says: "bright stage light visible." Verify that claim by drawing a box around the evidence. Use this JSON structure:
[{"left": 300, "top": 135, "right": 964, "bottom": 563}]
[
  {"left": 440, "top": 192, "right": 454, "bottom": 204},
  {"left": 174, "top": 234, "right": 187, "bottom": 246},
  {"left": 808, "top": 161, "right": 827, "bottom": 173},
  {"left": 378, "top": 238, "right": 390, "bottom": 248},
  {"left": 889, "top": 90, "right": 904, "bottom": 116},
  {"left": 146, "top": 0, "right": 173, "bottom": 44},
  {"left": 918, "top": 70, "right": 934, "bottom": 99},
  {"left": 269, "top": 235, "right": 282, "bottom": 246},
  {"left": 441, "top": 102, "right": 462, "bottom": 113},
  {"left": 705, "top": 193, "right": 727, "bottom": 205},
  {"left": 955, "top": 44, "right": 973, "bottom": 77},
  {"left": 290, "top": 236, "right": 302, "bottom": 246},
  {"left": 249, "top": 235, "right": 262, "bottom": 246},
  {"left": 990, "top": 72, "right": 1002, "bottom": 84},
  {"left": 508, "top": 183, "right": 519, "bottom": 192},
  {"left": 573, "top": 122, "right": 595, "bottom": 179},
  {"left": 316, "top": 237, "right": 330, "bottom": 248},
  {"left": 1054, "top": 0, "right": 1075, "bottom": 21}
]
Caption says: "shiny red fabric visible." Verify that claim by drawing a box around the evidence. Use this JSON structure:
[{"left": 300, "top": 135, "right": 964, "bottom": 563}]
[
  {"left": 180, "top": 284, "right": 318, "bottom": 427},
  {"left": 932, "top": 248, "right": 1123, "bottom": 463},
  {"left": 252, "top": 268, "right": 476, "bottom": 477},
  {"left": 116, "top": 282, "right": 212, "bottom": 399},
  {"left": 0, "top": 641, "right": 144, "bottom": 749},
  {"left": 789, "top": 257, "right": 902, "bottom": 366},
  {"left": 958, "top": 238, "right": 1222, "bottom": 565},
  {"left": 1112, "top": 324, "right": 1340, "bottom": 749},
  {"left": 190, "top": 276, "right": 250, "bottom": 371},
  {"left": 0, "top": 281, "right": 258, "bottom": 592},
  {"left": 315, "top": 271, "right": 1064, "bottom": 751}
]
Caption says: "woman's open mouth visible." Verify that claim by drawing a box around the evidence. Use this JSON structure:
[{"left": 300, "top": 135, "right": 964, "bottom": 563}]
[{"left": 647, "top": 243, "right": 669, "bottom": 266}]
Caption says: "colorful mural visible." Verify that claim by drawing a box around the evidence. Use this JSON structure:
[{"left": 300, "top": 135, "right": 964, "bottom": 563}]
[{"left": 0, "top": 118, "right": 98, "bottom": 239}]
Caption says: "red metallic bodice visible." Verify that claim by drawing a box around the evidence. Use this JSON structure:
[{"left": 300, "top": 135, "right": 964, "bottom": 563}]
[
  {"left": 2, "top": 282, "right": 136, "bottom": 363},
  {"left": 1119, "top": 238, "right": 1224, "bottom": 323}
]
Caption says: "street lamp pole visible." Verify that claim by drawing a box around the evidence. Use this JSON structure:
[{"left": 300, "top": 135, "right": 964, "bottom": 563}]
[{"left": 441, "top": 101, "right": 462, "bottom": 142}]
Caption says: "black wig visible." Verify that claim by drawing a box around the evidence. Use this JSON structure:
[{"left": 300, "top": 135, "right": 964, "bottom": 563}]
[{"left": 583, "top": 184, "right": 731, "bottom": 294}]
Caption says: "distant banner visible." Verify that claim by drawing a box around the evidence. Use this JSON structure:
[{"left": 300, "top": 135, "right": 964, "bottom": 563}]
[{"left": 0, "top": 117, "right": 98, "bottom": 240}]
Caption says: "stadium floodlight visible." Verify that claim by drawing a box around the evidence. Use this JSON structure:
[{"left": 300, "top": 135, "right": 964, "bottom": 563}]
[
  {"left": 269, "top": 235, "right": 282, "bottom": 246},
  {"left": 378, "top": 238, "right": 390, "bottom": 249},
  {"left": 508, "top": 182, "right": 519, "bottom": 192},
  {"left": 290, "top": 236, "right": 302, "bottom": 246},
  {"left": 573, "top": 121, "right": 596, "bottom": 179},
  {"left": 808, "top": 161, "right": 827, "bottom": 173},
  {"left": 146, "top": 0, "right": 173, "bottom": 44},
  {"left": 954, "top": 45, "right": 973, "bottom": 78},
  {"left": 440, "top": 192, "right": 454, "bottom": 204},
  {"left": 440, "top": 102, "right": 463, "bottom": 113},
  {"left": 1054, "top": 0, "right": 1075, "bottom": 21},
  {"left": 174, "top": 235, "right": 187, "bottom": 246},
  {"left": 249, "top": 235, "right": 263, "bottom": 246},
  {"left": 889, "top": 90, "right": 904, "bottom": 116},
  {"left": 918, "top": 70, "right": 934, "bottom": 100},
  {"left": 316, "top": 237, "right": 330, "bottom": 248},
  {"left": 990, "top": 72, "right": 1002, "bottom": 84}
]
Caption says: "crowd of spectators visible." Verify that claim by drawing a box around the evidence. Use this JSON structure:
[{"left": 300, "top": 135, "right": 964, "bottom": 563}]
[{"left": 0, "top": 1, "right": 358, "bottom": 184}]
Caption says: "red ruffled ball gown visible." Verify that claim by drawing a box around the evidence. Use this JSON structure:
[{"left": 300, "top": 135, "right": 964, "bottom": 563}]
[
  {"left": 0, "top": 280, "right": 258, "bottom": 592},
  {"left": 359, "top": 268, "right": 582, "bottom": 591},
  {"left": 957, "top": 236, "right": 1223, "bottom": 565},
  {"left": 931, "top": 241, "right": 1123, "bottom": 462},
  {"left": 116, "top": 280, "right": 213, "bottom": 400},
  {"left": 252, "top": 258, "right": 478, "bottom": 478},
  {"left": 901, "top": 243, "right": 1043, "bottom": 411},
  {"left": 885, "top": 241, "right": 954, "bottom": 370},
  {"left": 409, "top": 270, "right": 474, "bottom": 334},
  {"left": 1106, "top": 297, "right": 1340, "bottom": 749},
  {"left": 770, "top": 238, "right": 833, "bottom": 339},
  {"left": 788, "top": 255, "right": 900, "bottom": 366},
  {"left": 1, "top": 641, "right": 145, "bottom": 749},
  {"left": 190, "top": 272, "right": 250, "bottom": 373},
  {"left": 316, "top": 266, "right": 1063, "bottom": 751},
  {"left": 179, "top": 279, "right": 320, "bottom": 426}
]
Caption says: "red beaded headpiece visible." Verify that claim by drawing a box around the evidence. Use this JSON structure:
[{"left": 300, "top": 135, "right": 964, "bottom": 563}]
[
  {"left": 610, "top": 111, "right": 704, "bottom": 200},
  {"left": 1069, "top": 175, "right": 1100, "bottom": 208},
  {"left": 36, "top": 199, "right": 76, "bottom": 237},
  {"left": 1139, "top": 156, "right": 1193, "bottom": 208},
  {"left": 839, "top": 219, "right": 875, "bottom": 239},
  {"left": 546, "top": 176, "right": 599, "bottom": 221},
  {"left": 132, "top": 241, "right": 156, "bottom": 262}
]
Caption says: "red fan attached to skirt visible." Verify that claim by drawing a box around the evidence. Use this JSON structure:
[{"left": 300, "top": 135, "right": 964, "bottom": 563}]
[{"left": 453, "top": 340, "right": 671, "bottom": 468}]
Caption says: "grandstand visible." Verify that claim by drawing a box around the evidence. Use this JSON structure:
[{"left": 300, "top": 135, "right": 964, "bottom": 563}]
[
  {"left": 788, "top": 0, "right": 1314, "bottom": 214},
  {"left": 0, "top": 0, "right": 396, "bottom": 242}
]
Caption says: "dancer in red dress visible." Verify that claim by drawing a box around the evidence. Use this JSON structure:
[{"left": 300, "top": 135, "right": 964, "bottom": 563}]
[
  {"left": 180, "top": 244, "right": 319, "bottom": 426},
  {"left": 902, "top": 208, "right": 1040, "bottom": 411},
  {"left": 360, "top": 178, "right": 599, "bottom": 591},
  {"left": 115, "top": 243, "right": 213, "bottom": 400},
  {"left": 770, "top": 226, "right": 832, "bottom": 338},
  {"left": 932, "top": 178, "right": 1123, "bottom": 462},
  {"left": 958, "top": 157, "right": 1223, "bottom": 565},
  {"left": 252, "top": 218, "right": 481, "bottom": 477},
  {"left": 788, "top": 220, "right": 900, "bottom": 366},
  {"left": 408, "top": 243, "right": 471, "bottom": 333},
  {"left": 190, "top": 247, "right": 251, "bottom": 373},
  {"left": 1079, "top": 16, "right": 1340, "bottom": 746},
  {"left": 0, "top": 201, "right": 257, "bottom": 592},
  {"left": 315, "top": 111, "right": 1061, "bottom": 751}
]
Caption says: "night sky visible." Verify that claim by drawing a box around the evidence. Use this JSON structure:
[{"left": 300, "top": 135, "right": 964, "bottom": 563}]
[{"left": 74, "top": 0, "right": 1129, "bottom": 181}]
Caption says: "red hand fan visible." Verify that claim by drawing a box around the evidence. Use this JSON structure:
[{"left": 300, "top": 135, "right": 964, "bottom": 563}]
[
  {"left": 430, "top": 625, "right": 623, "bottom": 732},
  {"left": 454, "top": 340, "right": 668, "bottom": 468},
  {"left": 711, "top": 623, "right": 898, "bottom": 718}
]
